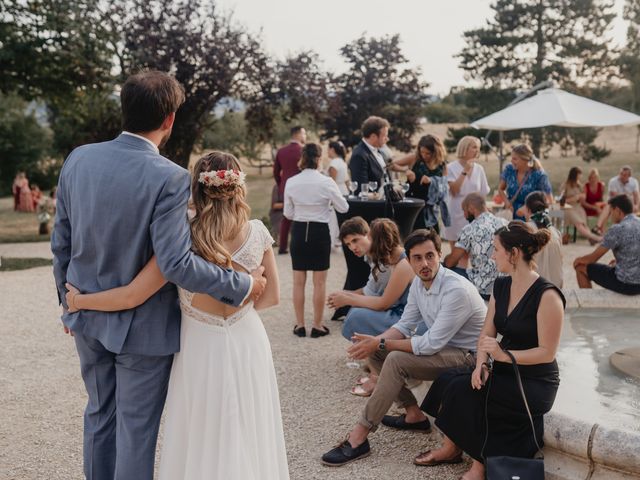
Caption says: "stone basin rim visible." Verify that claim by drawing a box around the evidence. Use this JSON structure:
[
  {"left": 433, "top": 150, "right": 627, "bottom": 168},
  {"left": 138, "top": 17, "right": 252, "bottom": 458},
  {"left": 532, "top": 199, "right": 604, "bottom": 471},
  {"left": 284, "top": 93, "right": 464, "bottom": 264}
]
[{"left": 544, "top": 411, "right": 640, "bottom": 477}]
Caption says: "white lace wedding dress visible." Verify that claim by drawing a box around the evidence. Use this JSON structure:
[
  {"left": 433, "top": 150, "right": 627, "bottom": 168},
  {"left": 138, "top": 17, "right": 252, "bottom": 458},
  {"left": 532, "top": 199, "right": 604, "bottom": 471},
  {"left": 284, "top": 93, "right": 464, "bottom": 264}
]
[{"left": 158, "top": 219, "right": 289, "bottom": 480}]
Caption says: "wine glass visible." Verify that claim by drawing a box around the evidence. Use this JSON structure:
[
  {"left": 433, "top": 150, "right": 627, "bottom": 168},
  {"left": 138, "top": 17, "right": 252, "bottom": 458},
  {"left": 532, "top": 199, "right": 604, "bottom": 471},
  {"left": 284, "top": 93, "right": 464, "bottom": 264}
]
[
  {"left": 402, "top": 183, "right": 410, "bottom": 195},
  {"left": 348, "top": 181, "right": 358, "bottom": 198},
  {"left": 368, "top": 181, "right": 378, "bottom": 194},
  {"left": 345, "top": 358, "right": 362, "bottom": 369}
]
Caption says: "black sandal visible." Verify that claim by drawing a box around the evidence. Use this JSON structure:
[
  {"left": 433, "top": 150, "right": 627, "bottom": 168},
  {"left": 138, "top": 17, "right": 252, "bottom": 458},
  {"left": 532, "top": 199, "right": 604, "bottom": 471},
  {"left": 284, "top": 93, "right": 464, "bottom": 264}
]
[
  {"left": 293, "top": 326, "right": 306, "bottom": 337},
  {"left": 310, "top": 326, "right": 330, "bottom": 338}
]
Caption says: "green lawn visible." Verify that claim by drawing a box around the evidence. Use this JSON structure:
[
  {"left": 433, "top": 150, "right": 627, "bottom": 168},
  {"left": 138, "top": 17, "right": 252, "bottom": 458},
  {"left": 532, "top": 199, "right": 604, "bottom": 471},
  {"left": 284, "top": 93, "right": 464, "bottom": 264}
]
[
  {"left": 0, "top": 197, "right": 47, "bottom": 243},
  {"left": 0, "top": 257, "right": 52, "bottom": 271},
  {"left": 0, "top": 173, "right": 276, "bottom": 243}
]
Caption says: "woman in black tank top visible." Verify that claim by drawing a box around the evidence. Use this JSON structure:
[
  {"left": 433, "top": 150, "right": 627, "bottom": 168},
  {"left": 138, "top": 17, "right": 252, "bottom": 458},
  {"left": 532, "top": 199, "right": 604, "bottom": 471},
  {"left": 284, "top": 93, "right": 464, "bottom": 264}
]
[{"left": 419, "top": 221, "right": 565, "bottom": 480}]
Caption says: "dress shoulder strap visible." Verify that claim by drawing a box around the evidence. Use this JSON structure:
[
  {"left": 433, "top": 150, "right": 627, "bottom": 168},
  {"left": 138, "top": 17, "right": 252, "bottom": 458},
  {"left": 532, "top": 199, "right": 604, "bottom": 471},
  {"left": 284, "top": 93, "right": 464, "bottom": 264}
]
[
  {"left": 531, "top": 277, "right": 566, "bottom": 309},
  {"left": 178, "top": 287, "right": 195, "bottom": 305}
]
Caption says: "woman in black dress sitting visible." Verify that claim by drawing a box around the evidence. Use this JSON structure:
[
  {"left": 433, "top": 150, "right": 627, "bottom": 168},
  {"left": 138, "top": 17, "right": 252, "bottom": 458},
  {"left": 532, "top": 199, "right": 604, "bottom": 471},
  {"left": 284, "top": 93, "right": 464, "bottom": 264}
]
[{"left": 419, "top": 221, "right": 565, "bottom": 480}]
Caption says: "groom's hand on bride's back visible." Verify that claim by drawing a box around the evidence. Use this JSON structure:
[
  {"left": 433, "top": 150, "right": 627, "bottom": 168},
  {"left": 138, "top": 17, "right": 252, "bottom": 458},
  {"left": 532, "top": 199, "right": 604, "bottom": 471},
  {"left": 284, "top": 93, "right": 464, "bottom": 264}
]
[{"left": 249, "top": 266, "right": 267, "bottom": 301}]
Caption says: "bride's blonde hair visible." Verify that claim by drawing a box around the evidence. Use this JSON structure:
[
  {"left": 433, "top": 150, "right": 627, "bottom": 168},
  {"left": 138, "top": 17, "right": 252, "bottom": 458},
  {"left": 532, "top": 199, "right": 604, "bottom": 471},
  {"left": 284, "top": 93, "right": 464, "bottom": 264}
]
[{"left": 190, "top": 151, "right": 250, "bottom": 268}]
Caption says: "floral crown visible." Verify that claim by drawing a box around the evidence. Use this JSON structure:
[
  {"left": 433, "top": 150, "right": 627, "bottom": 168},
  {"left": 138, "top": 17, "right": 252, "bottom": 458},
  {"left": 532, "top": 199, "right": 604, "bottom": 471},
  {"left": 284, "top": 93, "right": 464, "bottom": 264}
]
[{"left": 198, "top": 169, "right": 246, "bottom": 188}]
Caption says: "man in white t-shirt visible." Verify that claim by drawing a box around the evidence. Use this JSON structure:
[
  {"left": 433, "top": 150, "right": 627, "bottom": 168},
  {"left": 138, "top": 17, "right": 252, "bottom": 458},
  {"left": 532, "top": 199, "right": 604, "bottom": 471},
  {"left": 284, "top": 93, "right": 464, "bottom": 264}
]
[{"left": 595, "top": 166, "right": 640, "bottom": 233}]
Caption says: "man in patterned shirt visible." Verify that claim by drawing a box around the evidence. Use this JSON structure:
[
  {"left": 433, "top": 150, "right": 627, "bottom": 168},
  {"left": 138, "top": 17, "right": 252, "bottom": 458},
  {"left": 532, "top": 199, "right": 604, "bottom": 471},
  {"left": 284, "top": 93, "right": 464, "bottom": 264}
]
[
  {"left": 574, "top": 194, "right": 640, "bottom": 295},
  {"left": 443, "top": 193, "right": 508, "bottom": 300}
]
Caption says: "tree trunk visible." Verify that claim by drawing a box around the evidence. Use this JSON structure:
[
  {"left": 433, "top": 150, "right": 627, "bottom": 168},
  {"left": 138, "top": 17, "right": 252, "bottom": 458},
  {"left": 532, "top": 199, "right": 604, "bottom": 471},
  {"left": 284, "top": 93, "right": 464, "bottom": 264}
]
[
  {"left": 530, "top": 0, "right": 546, "bottom": 159},
  {"left": 531, "top": 129, "right": 543, "bottom": 158},
  {"left": 162, "top": 115, "right": 203, "bottom": 168}
]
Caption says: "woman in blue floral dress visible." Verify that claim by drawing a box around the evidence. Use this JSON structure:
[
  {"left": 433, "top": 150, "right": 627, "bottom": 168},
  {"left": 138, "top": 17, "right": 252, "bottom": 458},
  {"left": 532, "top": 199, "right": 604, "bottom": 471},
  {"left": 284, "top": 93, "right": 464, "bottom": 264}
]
[{"left": 498, "top": 144, "right": 553, "bottom": 221}]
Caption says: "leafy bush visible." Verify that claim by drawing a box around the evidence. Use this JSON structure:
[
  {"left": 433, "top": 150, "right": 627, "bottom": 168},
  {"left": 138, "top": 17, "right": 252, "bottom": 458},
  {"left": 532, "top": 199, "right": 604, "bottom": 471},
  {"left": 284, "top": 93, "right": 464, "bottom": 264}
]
[{"left": 0, "top": 93, "right": 52, "bottom": 195}]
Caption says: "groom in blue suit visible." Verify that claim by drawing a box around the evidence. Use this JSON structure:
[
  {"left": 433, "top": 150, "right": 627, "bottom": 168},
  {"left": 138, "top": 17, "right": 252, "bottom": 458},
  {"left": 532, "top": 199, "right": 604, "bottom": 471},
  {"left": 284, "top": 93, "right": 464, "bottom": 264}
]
[{"left": 51, "top": 71, "right": 266, "bottom": 480}]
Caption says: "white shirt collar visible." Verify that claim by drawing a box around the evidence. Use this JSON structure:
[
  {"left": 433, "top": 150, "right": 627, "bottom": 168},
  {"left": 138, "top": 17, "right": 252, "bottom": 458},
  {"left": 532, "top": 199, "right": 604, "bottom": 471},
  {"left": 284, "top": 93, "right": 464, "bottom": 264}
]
[
  {"left": 362, "top": 139, "right": 387, "bottom": 174},
  {"left": 362, "top": 138, "right": 380, "bottom": 154},
  {"left": 122, "top": 131, "right": 160, "bottom": 153}
]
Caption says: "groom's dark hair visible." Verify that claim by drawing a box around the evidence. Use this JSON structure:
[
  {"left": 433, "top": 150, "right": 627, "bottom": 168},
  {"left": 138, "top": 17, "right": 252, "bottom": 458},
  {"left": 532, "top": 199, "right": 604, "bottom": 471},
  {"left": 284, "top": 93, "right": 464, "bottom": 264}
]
[{"left": 121, "top": 70, "right": 186, "bottom": 133}]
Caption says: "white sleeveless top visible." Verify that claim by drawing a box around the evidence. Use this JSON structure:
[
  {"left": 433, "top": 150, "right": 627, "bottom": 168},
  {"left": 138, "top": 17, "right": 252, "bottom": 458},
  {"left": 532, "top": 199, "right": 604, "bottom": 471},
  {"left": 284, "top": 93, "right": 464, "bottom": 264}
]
[{"left": 177, "top": 219, "right": 274, "bottom": 327}]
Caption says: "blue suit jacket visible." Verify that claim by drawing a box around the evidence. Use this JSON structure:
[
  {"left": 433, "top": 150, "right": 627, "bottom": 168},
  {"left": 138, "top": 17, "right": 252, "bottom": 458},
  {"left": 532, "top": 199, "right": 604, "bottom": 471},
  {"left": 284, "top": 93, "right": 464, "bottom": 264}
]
[
  {"left": 51, "top": 134, "right": 251, "bottom": 355},
  {"left": 348, "top": 140, "right": 385, "bottom": 195}
]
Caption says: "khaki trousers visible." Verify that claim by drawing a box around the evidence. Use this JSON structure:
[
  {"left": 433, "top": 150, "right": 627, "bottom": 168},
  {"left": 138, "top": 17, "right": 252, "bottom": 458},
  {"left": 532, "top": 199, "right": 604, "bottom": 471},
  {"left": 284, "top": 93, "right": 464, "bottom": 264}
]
[{"left": 359, "top": 347, "right": 475, "bottom": 431}]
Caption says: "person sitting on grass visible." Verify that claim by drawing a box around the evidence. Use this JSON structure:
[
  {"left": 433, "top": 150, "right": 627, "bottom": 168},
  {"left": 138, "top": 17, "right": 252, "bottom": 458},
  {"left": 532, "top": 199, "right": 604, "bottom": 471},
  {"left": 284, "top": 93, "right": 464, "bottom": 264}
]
[
  {"left": 321, "top": 229, "right": 486, "bottom": 467},
  {"left": 443, "top": 193, "right": 508, "bottom": 301},
  {"left": 327, "top": 217, "right": 416, "bottom": 397},
  {"left": 573, "top": 194, "right": 640, "bottom": 295}
]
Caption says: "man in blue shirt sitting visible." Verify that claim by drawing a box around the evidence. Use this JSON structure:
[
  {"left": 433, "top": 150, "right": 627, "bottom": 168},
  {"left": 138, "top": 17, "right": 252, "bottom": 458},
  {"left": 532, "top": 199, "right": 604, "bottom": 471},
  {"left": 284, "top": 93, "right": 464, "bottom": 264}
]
[
  {"left": 574, "top": 194, "right": 640, "bottom": 295},
  {"left": 322, "top": 229, "right": 487, "bottom": 467}
]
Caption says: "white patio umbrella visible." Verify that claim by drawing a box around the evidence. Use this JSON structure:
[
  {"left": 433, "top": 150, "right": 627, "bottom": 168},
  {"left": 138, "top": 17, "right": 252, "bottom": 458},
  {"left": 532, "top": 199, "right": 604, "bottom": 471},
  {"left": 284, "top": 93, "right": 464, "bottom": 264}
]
[{"left": 471, "top": 88, "right": 640, "bottom": 130}]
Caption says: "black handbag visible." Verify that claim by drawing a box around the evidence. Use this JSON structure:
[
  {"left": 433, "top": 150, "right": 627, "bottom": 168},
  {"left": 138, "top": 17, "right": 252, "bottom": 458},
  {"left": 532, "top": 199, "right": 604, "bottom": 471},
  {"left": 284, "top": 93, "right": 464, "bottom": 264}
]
[
  {"left": 383, "top": 182, "right": 401, "bottom": 219},
  {"left": 482, "top": 350, "right": 545, "bottom": 480},
  {"left": 383, "top": 182, "right": 402, "bottom": 203}
]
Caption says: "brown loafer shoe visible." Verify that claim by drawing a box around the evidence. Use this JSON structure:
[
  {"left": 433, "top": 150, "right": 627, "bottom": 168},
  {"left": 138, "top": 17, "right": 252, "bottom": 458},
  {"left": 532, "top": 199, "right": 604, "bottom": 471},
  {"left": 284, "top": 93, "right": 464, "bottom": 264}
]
[{"left": 414, "top": 449, "right": 463, "bottom": 466}]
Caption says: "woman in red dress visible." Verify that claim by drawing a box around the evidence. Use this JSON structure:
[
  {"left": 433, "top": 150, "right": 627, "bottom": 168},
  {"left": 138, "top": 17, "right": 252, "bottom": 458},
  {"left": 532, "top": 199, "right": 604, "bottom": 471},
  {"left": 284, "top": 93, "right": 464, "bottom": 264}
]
[
  {"left": 16, "top": 174, "right": 35, "bottom": 213},
  {"left": 583, "top": 168, "right": 605, "bottom": 217}
]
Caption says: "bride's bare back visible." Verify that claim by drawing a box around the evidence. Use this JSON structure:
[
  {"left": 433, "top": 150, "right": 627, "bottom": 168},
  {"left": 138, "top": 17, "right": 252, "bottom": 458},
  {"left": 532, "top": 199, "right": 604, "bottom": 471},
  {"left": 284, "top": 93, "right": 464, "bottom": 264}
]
[{"left": 190, "top": 220, "right": 279, "bottom": 316}]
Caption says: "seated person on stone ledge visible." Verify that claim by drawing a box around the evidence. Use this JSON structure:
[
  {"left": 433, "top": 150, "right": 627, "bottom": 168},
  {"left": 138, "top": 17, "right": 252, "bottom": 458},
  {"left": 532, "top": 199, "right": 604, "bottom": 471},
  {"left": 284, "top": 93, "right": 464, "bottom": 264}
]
[
  {"left": 419, "top": 221, "right": 565, "bottom": 480},
  {"left": 573, "top": 194, "right": 640, "bottom": 295},
  {"left": 443, "top": 192, "right": 508, "bottom": 301},
  {"left": 321, "top": 229, "right": 487, "bottom": 467},
  {"left": 327, "top": 217, "right": 417, "bottom": 397}
]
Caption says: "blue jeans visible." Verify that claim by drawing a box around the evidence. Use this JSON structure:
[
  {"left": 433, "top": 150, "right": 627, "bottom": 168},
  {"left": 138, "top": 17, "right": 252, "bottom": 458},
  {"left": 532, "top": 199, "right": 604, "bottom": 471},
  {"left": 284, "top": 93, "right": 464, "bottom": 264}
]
[{"left": 342, "top": 305, "right": 427, "bottom": 341}]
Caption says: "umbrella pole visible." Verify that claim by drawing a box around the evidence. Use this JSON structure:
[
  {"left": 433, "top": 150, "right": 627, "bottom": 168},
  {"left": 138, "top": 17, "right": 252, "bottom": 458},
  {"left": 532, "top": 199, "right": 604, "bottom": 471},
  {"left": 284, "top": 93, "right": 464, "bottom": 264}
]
[{"left": 499, "top": 131, "right": 504, "bottom": 175}]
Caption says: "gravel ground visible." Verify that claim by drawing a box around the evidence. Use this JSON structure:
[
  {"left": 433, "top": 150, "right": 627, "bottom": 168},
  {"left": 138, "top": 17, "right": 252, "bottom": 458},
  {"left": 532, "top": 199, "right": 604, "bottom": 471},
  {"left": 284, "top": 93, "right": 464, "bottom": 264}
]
[{"left": 0, "top": 239, "right": 604, "bottom": 480}]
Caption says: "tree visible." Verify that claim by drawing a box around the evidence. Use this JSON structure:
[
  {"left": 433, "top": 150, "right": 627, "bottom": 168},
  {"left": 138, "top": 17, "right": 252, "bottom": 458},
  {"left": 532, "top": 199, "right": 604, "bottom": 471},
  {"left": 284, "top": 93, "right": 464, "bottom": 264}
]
[
  {"left": 0, "top": 93, "right": 52, "bottom": 195},
  {"left": 324, "top": 35, "right": 429, "bottom": 151},
  {"left": 0, "top": 0, "right": 117, "bottom": 104},
  {"left": 458, "top": 0, "right": 616, "bottom": 157},
  {"left": 48, "top": 91, "right": 122, "bottom": 158},
  {"left": 459, "top": 0, "right": 616, "bottom": 90},
  {"left": 1, "top": 0, "right": 124, "bottom": 161},
  {"left": 118, "top": 0, "right": 265, "bottom": 167},
  {"left": 620, "top": 0, "right": 640, "bottom": 112},
  {"left": 242, "top": 50, "right": 330, "bottom": 164},
  {"left": 276, "top": 51, "right": 330, "bottom": 125}
]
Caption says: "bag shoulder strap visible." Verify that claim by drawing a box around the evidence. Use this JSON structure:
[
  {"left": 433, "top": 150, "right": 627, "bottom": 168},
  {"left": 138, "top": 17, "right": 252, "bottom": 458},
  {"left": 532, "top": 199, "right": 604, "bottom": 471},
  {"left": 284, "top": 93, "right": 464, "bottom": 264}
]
[
  {"left": 481, "top": 351, "right": 544, "bottom": 461},
  {"left": 509, "top": 170, "right": 530, "bottom": 203},
  {"left": 504, "top": 349, "right": 544, "bottom": 456}
]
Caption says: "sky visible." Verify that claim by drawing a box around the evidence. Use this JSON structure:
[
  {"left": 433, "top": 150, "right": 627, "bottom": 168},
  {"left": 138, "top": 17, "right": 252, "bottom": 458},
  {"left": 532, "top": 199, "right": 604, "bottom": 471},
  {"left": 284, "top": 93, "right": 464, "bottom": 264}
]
[{"left": 216, "top": 0, "right": 629, "bottom": 96}]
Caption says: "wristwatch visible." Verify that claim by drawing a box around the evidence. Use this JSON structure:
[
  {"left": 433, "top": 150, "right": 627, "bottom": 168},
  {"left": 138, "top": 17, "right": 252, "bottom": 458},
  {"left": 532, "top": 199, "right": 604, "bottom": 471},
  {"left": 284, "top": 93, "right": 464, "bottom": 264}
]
[{"left": 378, "top": 338, "right": 386, "bottom": 351}]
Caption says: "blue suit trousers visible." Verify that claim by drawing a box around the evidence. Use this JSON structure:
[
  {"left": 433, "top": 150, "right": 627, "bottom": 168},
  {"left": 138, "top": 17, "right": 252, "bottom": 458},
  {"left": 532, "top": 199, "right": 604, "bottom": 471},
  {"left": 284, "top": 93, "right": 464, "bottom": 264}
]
[{"left": 74, "top": 332, "right": 173, "bottom": 480}]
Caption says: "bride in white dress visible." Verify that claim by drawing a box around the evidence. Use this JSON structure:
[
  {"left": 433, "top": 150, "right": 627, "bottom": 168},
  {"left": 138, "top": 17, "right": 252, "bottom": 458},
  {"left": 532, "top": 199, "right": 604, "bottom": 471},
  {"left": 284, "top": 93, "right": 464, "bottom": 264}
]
[{"left": 65, "top": 152, "right": 289, "bottom": 480}]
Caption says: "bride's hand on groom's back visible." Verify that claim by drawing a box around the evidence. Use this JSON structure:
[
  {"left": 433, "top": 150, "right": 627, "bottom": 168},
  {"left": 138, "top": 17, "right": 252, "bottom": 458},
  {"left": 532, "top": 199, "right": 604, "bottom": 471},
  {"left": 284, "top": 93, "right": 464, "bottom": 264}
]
[
  {"left": 249, "top": 266, "right": 267, "bottom": 301},
  {"left": 65, "top": 282, "right": 81, "bottom": 313}
]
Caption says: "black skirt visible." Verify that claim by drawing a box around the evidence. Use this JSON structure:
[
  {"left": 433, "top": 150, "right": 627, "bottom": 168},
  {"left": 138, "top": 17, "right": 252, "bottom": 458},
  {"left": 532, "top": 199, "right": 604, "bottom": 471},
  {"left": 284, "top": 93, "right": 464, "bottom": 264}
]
[
  {"left": 290, "top": 221, "right": 331, "bottom": 271},
  {"left": 422, "top": 365, "right": 558, "bottom": 463}
]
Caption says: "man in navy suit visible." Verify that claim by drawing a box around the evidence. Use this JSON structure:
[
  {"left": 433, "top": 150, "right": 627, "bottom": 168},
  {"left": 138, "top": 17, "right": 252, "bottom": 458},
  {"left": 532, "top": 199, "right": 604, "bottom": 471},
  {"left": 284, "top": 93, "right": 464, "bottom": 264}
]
[
  {"left": 349, "top": 116, "right": 390, "bottom": 195},
  {"left": 51, "top": 71, "right": 266, "bottom": 480}
]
